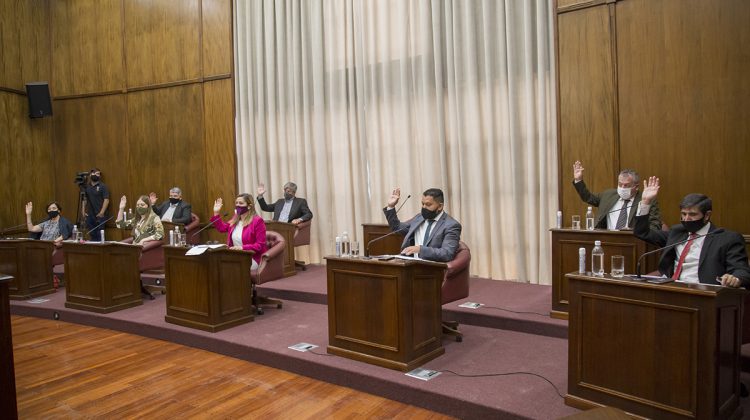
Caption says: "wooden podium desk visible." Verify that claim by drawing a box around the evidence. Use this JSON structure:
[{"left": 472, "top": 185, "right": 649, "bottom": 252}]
[
  {"left": 550, "top": 228, "right": 659, "bottom": 319},
  {"left": 325, "top": 256, "right": 446, "bottom": 371},
  {"left": 63, "top": 241, "right": 142, "bottom": 313},
  {"left": 0, "top": 274, "right": 18, "bottom": 418},
  {"left": 0, "top": 239, "right": 56, "bottom": 300},
  {"left": 164, "top": 246, "right": 254, "bottom": 332},
  {"left": 265, "top": 220, "right": 297, "bottom": 278},
  {"left": 361, "top": 223, "right": 404, "bottom": 257},
  {"left": 566, "top": 272, "right": 745, "bottom": 420}
]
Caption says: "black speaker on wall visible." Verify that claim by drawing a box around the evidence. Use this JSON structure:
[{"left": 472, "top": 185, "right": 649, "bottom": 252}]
[{"left": 25, "top": 82, "right": 53, "bottom": 118}]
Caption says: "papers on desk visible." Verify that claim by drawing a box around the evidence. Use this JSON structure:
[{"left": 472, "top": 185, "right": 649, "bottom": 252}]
[{"left": 185, "top": 244, "right": 226, "bottom": 255}]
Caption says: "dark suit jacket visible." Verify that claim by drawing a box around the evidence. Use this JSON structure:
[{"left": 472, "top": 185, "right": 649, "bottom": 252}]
[
  {"left": 383, "top": 207, "right": 461, "bottom": 262},
  {"left": 152, "top": 201, "right": 193, "bottom": 225},
  {"left": 573, "top": 180, "right": 662, "bottom": 231},
  {"left": 258, "top": 196, "right": 313, "bottom": 222},
  {"left": 634, "top": 214, "right": 750, "bottom": 287}
]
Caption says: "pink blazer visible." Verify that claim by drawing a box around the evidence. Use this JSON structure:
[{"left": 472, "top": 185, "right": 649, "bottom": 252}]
[{"left": 210, "top": 214, "right": 267, "bottom": 264}]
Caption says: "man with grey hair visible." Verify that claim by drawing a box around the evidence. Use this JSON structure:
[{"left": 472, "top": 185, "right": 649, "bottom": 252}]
[
  {"left": 148, "top": 187, "right": 193, "bottom": 225},
  {"left": 257, "top": 181, "right": 313, "bottom": 225},
  {"left": 572, "top": 161, "right": 662, "bottom": 230}
]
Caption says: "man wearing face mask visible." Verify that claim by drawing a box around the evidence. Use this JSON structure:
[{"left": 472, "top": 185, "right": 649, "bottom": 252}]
[
  {"left": 148, "top": 187, "right": 193, "bottom": 225},
  {"left": 82, "top": 168, "right": 110, "bottom": 242},
  {"left": 256, "top": 181, "right": 313, "bottom": 225},
  {"left": 634, "top": 176, "right": 750, "bottom": 288},
  {"left": 572, "top": 161, "right": 662, "bottom": 231},
  {"left": 383, "top": 187, "right": 461, "bottom": 262}
]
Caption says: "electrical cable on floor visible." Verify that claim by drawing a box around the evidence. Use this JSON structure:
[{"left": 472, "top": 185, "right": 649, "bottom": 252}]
[
  {"left": 307, "top": 349, "right": 335, "bottom": 357},
  {"left": 439, "top": 369, "right": 565, "bottom": 399},
  {"left": 482, "top": 305, "right": 549, "bottom": 317}
]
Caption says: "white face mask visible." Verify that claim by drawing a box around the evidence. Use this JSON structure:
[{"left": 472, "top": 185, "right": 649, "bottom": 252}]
[{"left": 617, "top": 187, "right": 633, "bottom": 200}]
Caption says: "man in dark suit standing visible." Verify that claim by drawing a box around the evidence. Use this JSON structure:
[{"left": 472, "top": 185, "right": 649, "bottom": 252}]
[
  {"left": 256, "top": 181, "right": 313, "bottom": 225},
  {"left": 573, "top": 161, "right": 662, "bottom": 231},
  {"left": 384, "top": 187, "right": 461, "bottom": 262},
  {"left": 148, "top": 187, "right": 193, "bottom": 225},
  {"left": 633, "top": 176, "right": 750, "bottom": 288}
]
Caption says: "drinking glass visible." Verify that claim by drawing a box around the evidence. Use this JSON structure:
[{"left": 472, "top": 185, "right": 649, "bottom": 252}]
[
  {"left": 75, "top": 231, "right": 83, "bottom": 242},
  {"left": 611, "top": 255, "right": 625, "bottom": 278},
  {"left": 350, "top": 241, "right": 360, "bottom": 257},
  {"left": 571, "top": 215, "right": 581, "bottom": 230},
  {"left": 178, "top": 233, "right": 187, "bottom": 247}
]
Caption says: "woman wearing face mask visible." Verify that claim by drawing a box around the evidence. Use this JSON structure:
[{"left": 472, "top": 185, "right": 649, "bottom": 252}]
[
  {"left": 211, "top": 193, "right": 267, "bottom": 269},
  {"left": 25, "top": 201, "right": 74, "bottom": 243},
  {"left": 115, "top": 195, "right": 164, "bottom": 245}
]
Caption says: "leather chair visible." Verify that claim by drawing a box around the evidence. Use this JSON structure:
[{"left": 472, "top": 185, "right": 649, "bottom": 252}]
[
  {"left": 121, "top": 236, "right": 165, "bottom": 299},
  {"left": 442, "top": 241, "right": 471, "bottom": 341},
  {"left": 251, "top": 231, "right": 286, "bottom": 314},
  {"left": 185, "top": 213, "right": 201, "bottom": 245},
  {"left": 293, "top": 220, "right": 312, "bottom": 270}
]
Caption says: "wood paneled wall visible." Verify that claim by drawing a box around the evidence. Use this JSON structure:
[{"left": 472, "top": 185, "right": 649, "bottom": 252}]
[
  {"left": 1, "top": 0, "right": 235, "bottom": 240},
  {"left": 556, "top": 0, "right": 750, "bottom": 235}
]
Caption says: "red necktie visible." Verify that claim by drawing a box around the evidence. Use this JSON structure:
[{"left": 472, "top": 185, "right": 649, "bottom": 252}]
[{"left": 672, "top": 233, "right": 697, "bottom": 280}]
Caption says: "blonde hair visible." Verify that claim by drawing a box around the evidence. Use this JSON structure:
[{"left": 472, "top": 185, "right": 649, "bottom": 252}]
[{"left": 229, "top": 193, "right": 257, "bottom": 227}]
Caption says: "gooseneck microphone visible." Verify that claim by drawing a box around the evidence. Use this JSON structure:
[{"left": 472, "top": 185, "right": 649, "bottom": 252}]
[
  {"left": 395, "top": 194, "right": 411, "bottom": 213},
  {"left": 190, "top": 213, "right": 230, "bottom": 239},
  {"left": 635, "top": 228, "right": 724, "bottom": 278},
  {"left": 366, "top": 226, "right": 409, "bottom": 257},
  {"left": 87, "top": 216, "right": 114, "bottom": 238}
]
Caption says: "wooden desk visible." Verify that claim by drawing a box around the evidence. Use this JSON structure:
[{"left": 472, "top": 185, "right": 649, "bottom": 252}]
[
  {"left": 265, "top": 221, "right": 297, "bottom": 277},
  {"left": 63, "top": 241, "right": 142, "bottom": 313},
  {"left": 362, "top": 223, "right": 404, "bottom": 256},
  {"left": 326, "top": 256, "right": 446, "bottom": 371},
  {"left": 566, "top": 272, "right": 745, "bottom": 419},
  {"left": 0, "top": 239, "right": 55, "bottom": 300},
  {"left": 0, "top": 274, "right": 18, "bottom": 418},
  {"left": 550, "top": 228, "right": 659, "bottom": 319},
  {"left": 164, "top": 246, "right": 254, "bottom": 332}
]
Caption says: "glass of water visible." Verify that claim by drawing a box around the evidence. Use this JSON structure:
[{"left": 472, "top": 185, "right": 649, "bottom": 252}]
[
  {"left": 571, "top": 215, "right": 581, "bottom": 230},
  {"left": 350, "top": 241, "right": 359, "bottom": 257},
  {"left": 611, "top": 255, "right": 625, "bottom": 278}
]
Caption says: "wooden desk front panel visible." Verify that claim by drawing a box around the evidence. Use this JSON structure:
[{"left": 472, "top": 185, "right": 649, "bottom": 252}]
[
  {"left": 0, "top": 275, "right": 18, "bottom": 417},
  {"left": 567, "top": 274, "right": 743, "bottom": 419},
  {"left": 266, "top": 221, "right": 297, "bottom": 277},
  {"left": 0, "top": 239, "right": 55, "bottom": 300}
]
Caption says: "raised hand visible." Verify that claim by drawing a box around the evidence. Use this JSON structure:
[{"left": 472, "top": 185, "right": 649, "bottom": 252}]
[
  {"left": 213, "top": 198, "right": 223, "bottom": 214},
  {"left": 25, "top": 202, "right": 33, "bottom": 215},
  {"left": 641, "top": 176, "right": 660, "bottom": 204},
  {"left": 257, "top": 183, "right": 266, "bottom": 197},
  {"left": 119, "top": 195, "right": 127, "bottom": 210},
  {"left": 387, "top": 187, "right": 401, "bottom": 208},
  {"left": 573, "top": 161, "right": 585, "bottom": 181},
  {"left": 148, "top": 192, "right": 158, "bottom": 205}
]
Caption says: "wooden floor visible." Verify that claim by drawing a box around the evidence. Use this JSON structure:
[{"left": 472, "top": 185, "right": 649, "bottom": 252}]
[{"left": 11, "top": 315, "right": 453, "bottom": 419}]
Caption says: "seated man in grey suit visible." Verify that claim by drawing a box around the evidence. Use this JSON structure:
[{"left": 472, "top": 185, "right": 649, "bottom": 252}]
[
  {"left": 256, "top": 181, "right": 313, "bottom": 225},
  {"left": 383, "top": 187, "right": 461, "bottom": 262},
  {"left": 148, "top": 187, "right": 193, "bottom": 225},
  {"left": 573, "top": 161, "right": 662, "bottom": 231},
  {"left": 634, "top": 176, "right": 750, "bottom": 288}
]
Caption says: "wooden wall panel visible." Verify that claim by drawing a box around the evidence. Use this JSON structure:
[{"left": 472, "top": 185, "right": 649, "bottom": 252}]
[
  {"left": 203, "top": 78, "right": 236, "bottom": 241},
  {"left": 124, "top": 0, "right": 202, "bottom": 88},
  {"left": 51, "top": 0, "right": 124, "bottom": 97},
  {"left": 0, "top": 0, "right": 50, "bottom": 91},
  {"left": 126, "top": 84, "right": 208, "bottom": 217},
  {"left": 202, "top": 0, "right": 233, "bottom": 77},
  {"left": 616, "top": 0, "right": 750, "bottom": 231},
  {"left": 557, "top": 4, "right": 618, "bottom": 225},
  {"left": 0, "top": 92, "right": 54, "bottom": 229},
  {"left": 52, "top": 95, "right": 129, "bottom": 221}
]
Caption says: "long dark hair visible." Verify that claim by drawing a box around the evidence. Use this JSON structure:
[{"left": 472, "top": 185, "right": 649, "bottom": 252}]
[{"left": 134, "top": 195, "right": 156, "bottom": 224}]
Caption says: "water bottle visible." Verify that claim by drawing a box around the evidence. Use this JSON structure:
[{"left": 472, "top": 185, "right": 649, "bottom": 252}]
[
  {"left": 127, "top": 208, "right": 134, "bottom": 224},
  {"left": 72, "top": 225, "right": 78, "bottom": 241},
  {"left": 169, "top": 229, "right": 175, "bottom": 246},
  {"left": 556, "top": 211, "right": 563, "bottom": 229},
  {"left": 585, "top": 206, "right": 595, "bottom": 231},
  {"left": 335, "top": 236, "right": 342, "bottom": 257},
  {"left": 341, "top": 231, "right": 350, "bottom": 257},
  {"left": 578, "top": 247, "right": 586, "bottom": 274},
  {"left": 100, "top": 229, "right": 106, "bottom": 243},
  {"left": 591, "top": 240, "right": 604, "bottom": 276}
]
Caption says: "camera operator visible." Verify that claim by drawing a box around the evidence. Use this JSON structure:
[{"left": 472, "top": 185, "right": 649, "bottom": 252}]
[{"left": 82, "top": 168, "right": 110, "bottom": 241}]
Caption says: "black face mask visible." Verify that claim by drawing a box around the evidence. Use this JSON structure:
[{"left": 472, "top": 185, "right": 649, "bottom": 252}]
[
  {"left": 90, "top": 175, "right": 100, "bottom": 182},
  {"left": 421, "top": 207, "right": 439, "bottom": 221},
  {"left": 284, "top": 193, "right": 294, "bottom": 201},
  {"left": 169, "top": 197, "right": 180, "bottom": 205},
  {"left": 47, "top": 210, "right": 59, "bottom": 219},
  {"left": 681, "top": 219, "right": 706, "bottom": 233}
]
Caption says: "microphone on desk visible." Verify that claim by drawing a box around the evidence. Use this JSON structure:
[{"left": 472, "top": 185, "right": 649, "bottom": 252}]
[
  {"left": 86, "top": 216, "right": 114, "bottom": 238},
  {"left": 634, "top": 228, "right": 725, "bottom": 278},
  {"left": 366, "top": 226, "right": 408, "bottom": 257},
  {"left": 395, "top": 194, "right": 411, "bottom": 213},
  {"left": 190, "top": 213, "right": 229, "bottom": 239}
]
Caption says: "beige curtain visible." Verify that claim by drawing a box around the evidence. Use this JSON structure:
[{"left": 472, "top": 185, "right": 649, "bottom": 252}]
[{"left": 234, "top": 0, "right": 558, "bottom": 283}]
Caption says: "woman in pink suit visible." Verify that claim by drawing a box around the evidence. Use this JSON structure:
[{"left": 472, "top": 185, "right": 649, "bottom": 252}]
[{"left": 211, "top": 193, "right": 267, "bottom": 269}]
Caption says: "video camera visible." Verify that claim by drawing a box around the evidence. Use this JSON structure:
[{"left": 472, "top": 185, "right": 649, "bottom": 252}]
[{"left": 74, "top": 171, "right": 89, "bottom": 187}]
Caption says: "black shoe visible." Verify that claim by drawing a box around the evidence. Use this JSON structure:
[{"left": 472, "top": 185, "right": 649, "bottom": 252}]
[{"left": 741, "top": 382, "right": 748, "bottom": 398}]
